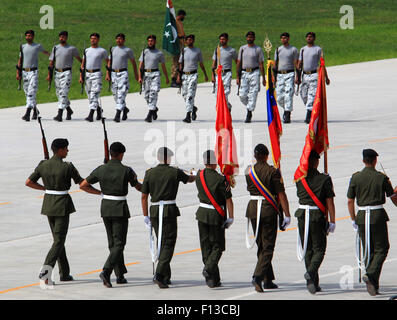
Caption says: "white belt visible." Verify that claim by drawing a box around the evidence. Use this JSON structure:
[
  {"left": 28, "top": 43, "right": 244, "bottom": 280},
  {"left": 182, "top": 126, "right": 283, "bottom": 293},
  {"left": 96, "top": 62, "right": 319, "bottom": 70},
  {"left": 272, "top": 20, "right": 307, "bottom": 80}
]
[
  {"left": 246, "top": 196, "right": 264, "bottom": 249},
  {"left": 149, "top": 200, "right": 176, "bottom": 263},
  {"left": 45, "top": 190, "right": 69, "bottom": 195},
  {"left": 199, "top": 203, "right": 224, "bottom": 210},
  {"left": 102, "top": 195, "right": 127, "bottom": 201},
  {"left": 296, "top": 205, "right": 319, "bottom": 261},
  {"left": 357, "top": 205, "right": 383, "bottom": 211}
]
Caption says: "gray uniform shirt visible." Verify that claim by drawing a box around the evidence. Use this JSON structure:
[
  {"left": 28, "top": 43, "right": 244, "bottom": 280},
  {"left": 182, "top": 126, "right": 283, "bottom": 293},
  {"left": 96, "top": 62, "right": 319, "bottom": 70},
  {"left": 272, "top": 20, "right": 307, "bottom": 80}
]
[
  {"left": 299, "top": 45, "right": 322, "bottom": 72},
  {"left": 139, "top": 48, "right": 165, "bottom": 69},
  {"left": 49, "top": 44, "right": 79, "bottom": 69},
  {"left": 179, "top": 47, "right": 203, "bottom": 72},
  {"left": 238, "top": 44, "right": 264, "bottom": 69},
  {"left": 85, "top": 47, "right": 108, "bottom": 70},
  {"left": 274, "top": 45, "right": 298, "bottom": 71},
  {"left": 212, "top": 46, "right": 237, "bottom": 70},
  {"left": 110, "top": 46, "right": 134, "bottom": 70},
  {"left": 21, "top": 43, "right": 45, "bottom": 68}
]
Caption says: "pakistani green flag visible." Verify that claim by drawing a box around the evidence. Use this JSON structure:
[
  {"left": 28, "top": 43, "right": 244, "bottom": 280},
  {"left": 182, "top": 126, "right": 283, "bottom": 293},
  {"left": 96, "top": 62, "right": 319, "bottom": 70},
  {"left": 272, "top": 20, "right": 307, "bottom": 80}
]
[{"left": 162, "top": 0, "right": 180, "bottom": 56}]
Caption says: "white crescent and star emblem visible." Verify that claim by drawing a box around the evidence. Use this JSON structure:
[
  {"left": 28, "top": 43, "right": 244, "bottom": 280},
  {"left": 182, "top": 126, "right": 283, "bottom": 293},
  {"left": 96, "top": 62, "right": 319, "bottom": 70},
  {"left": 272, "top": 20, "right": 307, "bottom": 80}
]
[{"left": 165, "top": 22, "right": 178, "bottom": 43}]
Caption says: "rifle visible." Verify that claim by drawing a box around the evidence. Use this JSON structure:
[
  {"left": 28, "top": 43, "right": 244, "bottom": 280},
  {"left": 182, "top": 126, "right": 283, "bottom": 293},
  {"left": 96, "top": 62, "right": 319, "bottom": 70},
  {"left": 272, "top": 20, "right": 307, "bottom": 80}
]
[
  {"left": 295, "top": 48, "right": 303, "bottom": 96},
  {"left": 237, "top": 48, "right": 243, "bottom": 95},
  {"left": 212, "top": 46, "right": 218, "bottom": 94},
  {"left": 16, "top": 35, "right": 23, "bottom": 91},
  {"left": 108, "top": 45, "right": 113, "bottom": 92},
  {"left": 48, "top": 45, "right": 56, "bottom": 91},
  {"left": 101, "top": 117, "right": 110, "bottom": 164},
  {"left": 38, "top": 117, "right": 49, "bottom": 160},
  {"left": 178, "top": 44, "right": 185, "bottom": 94},
  {"left": 139, "top": 45, "right": 146, "bottom": 95},
  {"left": 273, "top": 47, "right": 279, "bottom": 85},
  {"left": 80, "top": 42, "right": 86, "bottom": 94}
]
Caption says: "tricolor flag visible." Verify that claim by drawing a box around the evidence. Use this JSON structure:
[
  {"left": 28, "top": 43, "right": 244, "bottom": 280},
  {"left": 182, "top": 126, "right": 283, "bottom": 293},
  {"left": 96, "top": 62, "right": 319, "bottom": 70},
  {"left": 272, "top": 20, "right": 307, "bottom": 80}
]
[
  {"left": 266, "top": 60, "right": 283, "bottom": 169},
  {"left": 294, "top": 57, "right": 329, "bottom": 182},
  {"left": 162, "top": 0, "right": 180, "bottom": 56},
  {"left": 215, "top": 65, "right": 239, "bottom": 187}
]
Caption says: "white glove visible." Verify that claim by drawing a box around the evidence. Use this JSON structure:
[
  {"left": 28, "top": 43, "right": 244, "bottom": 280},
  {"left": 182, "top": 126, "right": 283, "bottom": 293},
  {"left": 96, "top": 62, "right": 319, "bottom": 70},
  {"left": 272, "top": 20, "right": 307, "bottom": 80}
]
[
  {"left": 328, "top": 222, "right": 336, "bottom": 233},
  {"left": 222, "top": 218, "right": 234, "bottom": 229},
  {"left": 352, "top": 220, "right": 358, "bottom": 232},
  {"left": 281, "top": 216, "right": 291, "bottom": 229},
  {"left": 144, "top": 216, "right": 151, "bottom": 230},
  {"left": 191, "top": 170, "right": 198, "bottom": 176}
]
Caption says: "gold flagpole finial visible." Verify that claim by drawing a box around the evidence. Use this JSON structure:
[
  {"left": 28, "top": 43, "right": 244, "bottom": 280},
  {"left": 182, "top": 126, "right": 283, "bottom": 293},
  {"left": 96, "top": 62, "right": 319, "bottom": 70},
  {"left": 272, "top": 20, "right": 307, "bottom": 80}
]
[{"left": 263, "top": 33, "right": 272, "bottom": 60}]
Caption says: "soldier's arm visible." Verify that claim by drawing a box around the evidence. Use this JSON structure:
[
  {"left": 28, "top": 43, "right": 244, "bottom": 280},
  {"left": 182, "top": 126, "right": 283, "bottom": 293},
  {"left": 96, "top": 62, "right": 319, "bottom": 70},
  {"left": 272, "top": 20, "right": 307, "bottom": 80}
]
[
  {"left": 347, "top": 198, "right": 356, "bottom": 221},
  {"left": 105, "top": 58, "right": 111, "bottom": 82},
  {"left": 79, "top": 58, "right": 85, "bottom": 83},
  {"left": 138, "top": 61, "right": 144, "bottom": 83},
  {"left": 259, "top": 61, "right": 266, "bottom": 87},
  {"left": 79, "top": 179, "right": 102, "bottom": 195},
  {"left": 277, "top": 191, "right": 290, "bottom": 217},
  {"left": 42, "top": 50, "right": 50, "bottom": 56},
  {"left": 75, "top": 55, "right": 82, "bottom": 63},
  {"left": 161, "top": 62, "right": 170, "bottom": 84},
  {"left": 226, "top": 198, "right": 234, "bottom": 219},
  {"left": 130, "top": 58, "right": 139, "bottom": 82},
  {"left": 141, "top": 193, "right": 149, "bottom": 217},
  {"left": 25, "top": 178, "right": 45, "bottom": 191},
  {"left": 326, "top": 197, "right": 336, "bottom": 223}
]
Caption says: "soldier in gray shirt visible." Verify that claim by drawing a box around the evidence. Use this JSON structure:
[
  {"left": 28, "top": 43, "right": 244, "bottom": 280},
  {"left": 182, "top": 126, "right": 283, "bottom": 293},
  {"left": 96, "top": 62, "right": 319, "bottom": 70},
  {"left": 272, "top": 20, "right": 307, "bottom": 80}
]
[
  {"left": 79, "top": 33, "right": 109, "bottom": 122},
  {"left": 274, "top": 32, "right": 299, "bottom": 123},
  {"left": 138, "top": 34, "right": 169, "bottom": 123},
  {"left": 297, "top": 32, "right": 330, "bottom": 123},
  {"left": 177, "top": 34, "right": 209, "bottom": 123},
  {"left": 211, "top": 33, "right": 238, "bottom": 110},
  {"left": 236, "top": 31, "right": 266, "bottom": 123},
  {"left": 48, "top": 31, "right": 82, "bottom": 122},
  {"left": 17, "top": 30, "right": 50, "bottom": 121},
  {"left": 107, "top": 33, "right": 139, "bottom": 122}
]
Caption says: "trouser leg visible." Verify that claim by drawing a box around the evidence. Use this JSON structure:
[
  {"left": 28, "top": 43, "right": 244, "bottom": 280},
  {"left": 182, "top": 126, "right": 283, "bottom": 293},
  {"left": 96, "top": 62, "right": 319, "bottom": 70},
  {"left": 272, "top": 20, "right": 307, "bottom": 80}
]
[
  {"left": 112, "top": 71, "right": 129, "bottom": 111},
  {"left": 182, "top": 73, "right": 198, "bottom": 112},
  {"left": 144, "top": 72, "right": 161, "bottom": 111},
  {"left": 23, "top": 70, "right": 39, "bottom": 109},
  {"left": 85, "top": 72, "right": 102, "bottom": 110},
  {"left": 55, "top": 71, "right": 72, "bottom": 110}
]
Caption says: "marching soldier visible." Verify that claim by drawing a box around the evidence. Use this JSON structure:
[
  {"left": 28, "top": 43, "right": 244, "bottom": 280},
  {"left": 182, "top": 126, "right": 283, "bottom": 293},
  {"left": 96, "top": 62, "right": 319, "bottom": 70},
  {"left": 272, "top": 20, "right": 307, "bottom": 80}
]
[
  {"left": 211, "top": 33, "right": 238, "bottom": 110},
  {"left": 25, "top": 138, "right": 83, "bottom": 284},
  {"left": 141, "top": 147, "right": 195, "bottom": 288},
  {"left": 195, "top": 150, "right": 234, "bottom": 288},
  {"left": 79, "top": 142, "right": 142, "bottom": 288},
  {"left": 295, "top": 150, "right": 336, "bottom": 294},
  {"left": 245, "top": 144, "right": 290, "bottom": 292},
  {"left": 297, "top": 32, "right": 330, "bottom": 124},
  {"left": 139, "top": 35, "right": 170, "bottom": 123},
  {"left": 107, "top": 33, "right": 139, "bottom": 122},
  {"left": 170, "top": 8, "right": 186, "bottom": 88},
  {"left": 17, "top": 30, "right": 50, "bottom": 121},
  {"left": 347, "top": 149, "right": 397, "bottom": 296},
  {"left": 236, "top": 31, "right": 266, "bottom": 123},
  {"left": 178, "top": 34, "right": 209, "bottom": 123},
  {"left": 48, "top": 31, "right": 82, "bottom": 122},
  {"left": 274, "top": 32, "right": 299, "bottom": 124},
  {"left": 79, "top": 33, "right": 109, "bottom": 122}
]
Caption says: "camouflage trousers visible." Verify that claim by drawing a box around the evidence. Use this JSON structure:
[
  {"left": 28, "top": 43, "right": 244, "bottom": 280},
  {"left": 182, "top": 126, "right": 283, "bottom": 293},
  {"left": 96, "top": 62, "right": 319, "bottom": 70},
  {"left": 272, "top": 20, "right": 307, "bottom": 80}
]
[
  {"left": 182, "top": 73, "right": 198, "bottom": 112},
  {"left": 300, "top": 73, "right": 318, "bottom": 111},
  {"left": 276, "top": 72, "right": 295, "bottom": 112},
  {"left": 23, "top": 70, "right": 39, "bottom": 109},
  {"left": 239, "top": 69, "right": 261, "bottom": 111},
  {"left": 55, "top": 70, "right": 72, "bottom": 110},
  {"left": 143, "top": 71, "right": 161, "bottom": 111},
  {"left": 111, "top": 71, "right": 129, "bottom": 111},
  {"left": 85, "top": 71, "right": 103, "bottom": 110},
  {"left": 215, "top": 70, "right": 232, "bottom": 109}
]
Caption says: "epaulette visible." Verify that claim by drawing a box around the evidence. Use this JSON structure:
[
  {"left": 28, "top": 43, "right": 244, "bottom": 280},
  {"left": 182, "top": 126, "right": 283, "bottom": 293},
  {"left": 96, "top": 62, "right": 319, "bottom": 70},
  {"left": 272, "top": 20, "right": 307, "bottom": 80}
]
[{"left": 244, "top": 165, "right": 252, "bottom": 175}]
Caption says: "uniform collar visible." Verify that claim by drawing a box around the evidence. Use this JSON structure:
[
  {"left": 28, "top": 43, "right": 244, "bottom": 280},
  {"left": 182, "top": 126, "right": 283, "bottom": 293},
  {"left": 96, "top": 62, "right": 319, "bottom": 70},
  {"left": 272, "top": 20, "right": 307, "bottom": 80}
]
[
  {"left": 51, "top": 154, "right": 63, "bottom": 161},
  {"left": 108, "top": 159, "right": 122, "bottom": 164}
]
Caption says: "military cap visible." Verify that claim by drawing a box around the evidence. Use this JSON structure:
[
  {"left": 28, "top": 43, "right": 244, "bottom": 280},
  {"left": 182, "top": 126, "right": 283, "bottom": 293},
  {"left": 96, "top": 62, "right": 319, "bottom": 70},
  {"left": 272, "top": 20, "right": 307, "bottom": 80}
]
[
  {"left": 185, "top": 34, "right": 195, "bottom": 40},
  {"left": 363, "top": 149, "right": 378, "bottom": 158},
  {"left": 59, "top": 31, "right": 68, "bottom": 37},
  {"left": 203, "top": 150, "right": 217, "bottom": 165},
  {"left": 246, "top": 31, "right": 255, "bottom": 37},
  {"left": 254, "top": 144, "right": 269, "bottom": 156},
  {"left": 110, "top": 142, "right": 126, "bottom": 154},
  {"left": 51, "top": 138, "right": 69, "bottom": 150},
  {"left": 157, "top": 147, "right": 174, "bottom": 162}
]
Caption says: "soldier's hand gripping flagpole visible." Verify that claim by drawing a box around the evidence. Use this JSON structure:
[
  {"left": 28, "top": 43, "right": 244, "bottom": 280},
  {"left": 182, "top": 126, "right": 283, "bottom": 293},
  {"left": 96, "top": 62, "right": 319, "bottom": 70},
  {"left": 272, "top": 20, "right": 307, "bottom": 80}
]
[{"left": 38, "top": 117, "right": 49, "bottom": 160}]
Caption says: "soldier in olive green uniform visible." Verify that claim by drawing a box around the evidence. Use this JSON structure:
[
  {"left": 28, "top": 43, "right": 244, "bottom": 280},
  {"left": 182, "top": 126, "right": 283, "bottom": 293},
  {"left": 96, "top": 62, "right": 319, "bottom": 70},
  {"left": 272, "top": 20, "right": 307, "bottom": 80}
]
[
  {"left": 25, "top": 138, "right": 83, "bottom": 283},
  {"left": 295, "top": 151, "right": 336, "bottom": 294},
  {"left": 80, "top": 142, "right": 142, "bottom": 288},
  {"left": 245, "top": 144, "right": 291, "bottom": 292},
  {"left": 347, "top": 149, "right": 397, "bottom": 296},
  {"left": 141, "top": 147, "right": 195, "bottom": 288},
  {"left": 195, "top": 150, "right": 234, "bottom": 288}
]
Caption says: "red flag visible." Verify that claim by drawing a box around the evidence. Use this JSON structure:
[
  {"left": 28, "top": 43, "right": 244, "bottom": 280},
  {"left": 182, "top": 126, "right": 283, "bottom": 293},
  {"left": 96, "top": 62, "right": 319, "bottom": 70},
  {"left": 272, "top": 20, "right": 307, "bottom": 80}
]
[
  {"left": 294, "top": 57, "right": 329, "bottom": 182},
  {"left": 215, "top": 65, "right": 239, "bottom": 186}
]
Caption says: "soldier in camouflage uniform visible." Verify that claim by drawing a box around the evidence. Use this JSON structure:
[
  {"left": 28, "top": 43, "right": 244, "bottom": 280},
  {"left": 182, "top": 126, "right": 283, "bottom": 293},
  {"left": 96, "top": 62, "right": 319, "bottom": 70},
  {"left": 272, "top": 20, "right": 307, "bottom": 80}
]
[
  {"left": 141, "top": 147, "right": 195, "bottom": 288},
  {"left": 25, "top": 138, "right": 83, "bottom": 284}
]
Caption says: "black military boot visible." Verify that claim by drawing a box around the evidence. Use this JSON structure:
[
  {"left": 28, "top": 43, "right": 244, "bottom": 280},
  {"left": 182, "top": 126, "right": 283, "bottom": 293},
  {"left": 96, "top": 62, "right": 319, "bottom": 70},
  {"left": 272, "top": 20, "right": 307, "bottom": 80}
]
[
  {"left": 283, "top": 111, "right": 291, "bottom": 123},
  {"left": 66, "top": 107, "right": 73, "bottom": 120},
  {"left": 252, "top": 276, "right": 264, "bottom": 293},
  {"left": 99, "top": 269, "right": 112, "bottom": 288},
  {"left": 182, "top": 112, "right": 192, "bottom": 123},
  {"left": 362, "top": 274, "right": 377, "bottom": 296},
  {"left": 304, "top": 271, "right": 317, "bottom": 294},
  {"left": 21, "top": 108, "right": 32, "bottom": 121},
  {"left": 144, "top": 110, "right": 153, "bottom": 123},
  {"left": 263, "top": 281, "right": 278, "bottom": 289},
  {"left": 305, "top": 110, "right": 312, "bottom": 124},
  {"left": 32, "top": 107, "right": 38, "bottom": 120},
  {"left": 96, "top": 107, "right": 102, "bottom": 120},
  {"left": 113, "top": 110, "right": 121, "bottom": 123},
  {"left": 153, "top": 273, "right": 169, "bottom": 289},
  {"left": 60, "top": 275, "right": 74, "bottom": 282},
  {"left": 244, "top": 110, "right": 252, "bottom": 123},
  {"left": 192, "top": 106, "right": 198, "bottom": 121},
  {"left": 53, "top": 109, "right": 63, "bottom": 122},
  {"left": 152, "top": 107, "right": 158, "bottom": 120},
  {"left": 116, "top": 276, "right": 128, "bottom": 284},
  {"left": 85, "top": 109, "right": 95, "bottom": 122},
  {"left": 122, "top": 107, "right": 129, "bottom": 121}
]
